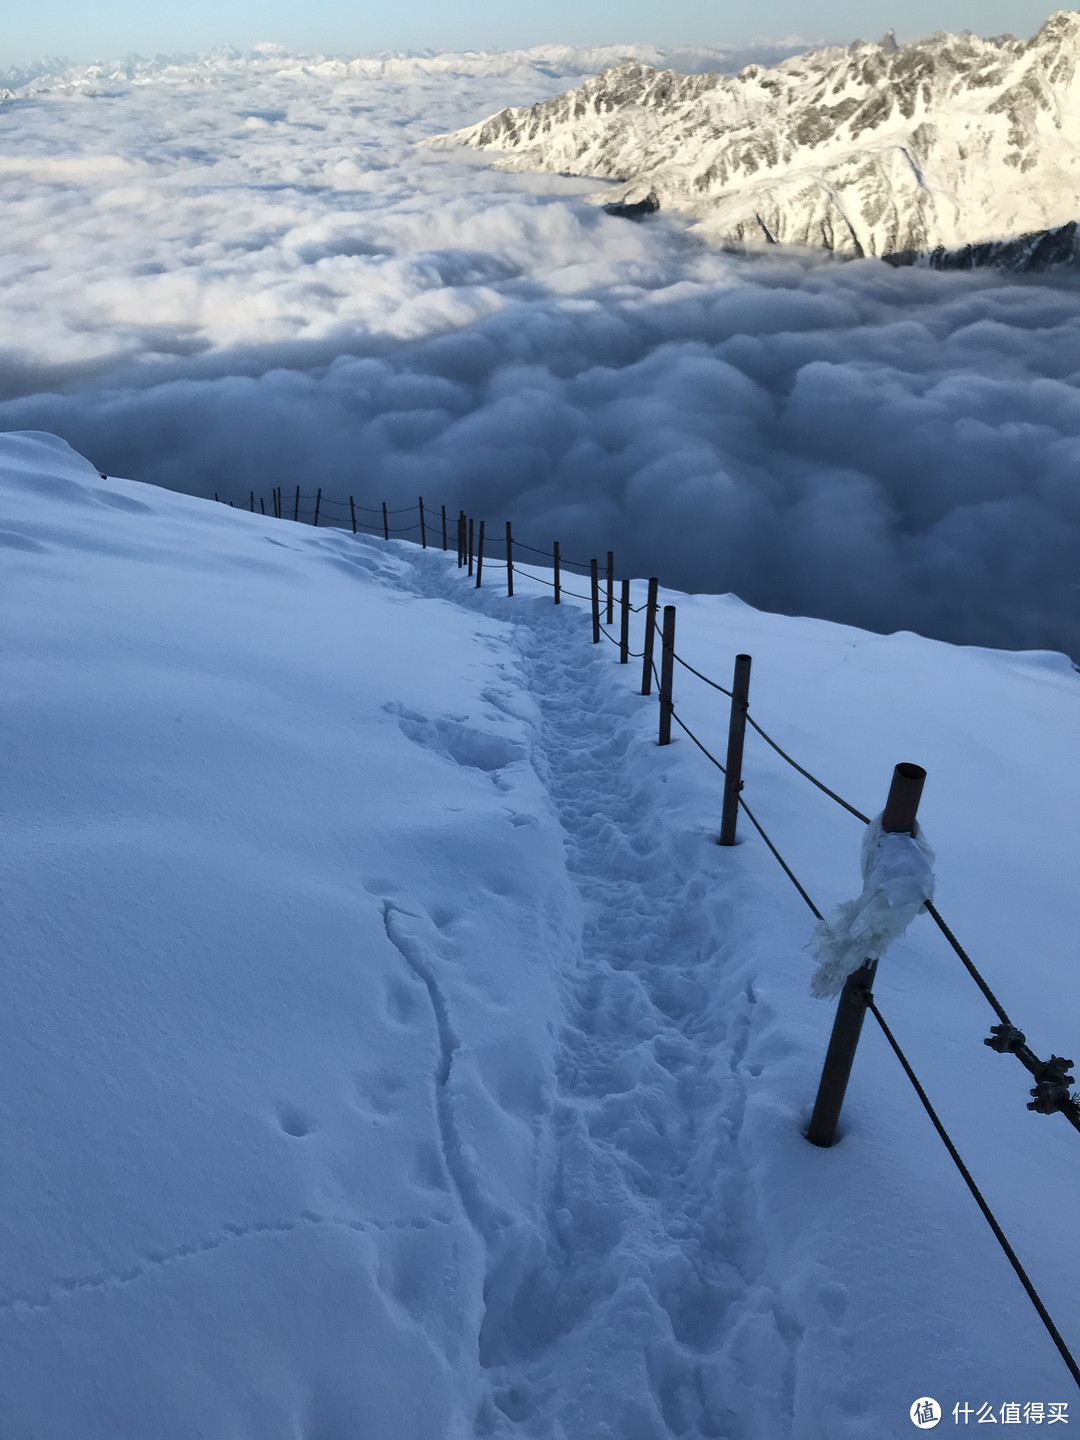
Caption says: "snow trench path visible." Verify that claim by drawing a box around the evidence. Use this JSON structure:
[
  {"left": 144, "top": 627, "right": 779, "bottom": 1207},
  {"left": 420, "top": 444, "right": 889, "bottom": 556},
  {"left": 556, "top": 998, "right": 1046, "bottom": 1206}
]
[{"left": 406, "top": 554, "right": 802, "bottom": 1440}]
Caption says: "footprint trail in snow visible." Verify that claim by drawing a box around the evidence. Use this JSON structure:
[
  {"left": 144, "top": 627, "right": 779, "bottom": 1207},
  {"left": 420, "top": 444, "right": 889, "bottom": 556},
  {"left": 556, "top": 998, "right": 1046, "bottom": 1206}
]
[{"left": 407, "top": 552, "right": 801, "bottom": 1440}]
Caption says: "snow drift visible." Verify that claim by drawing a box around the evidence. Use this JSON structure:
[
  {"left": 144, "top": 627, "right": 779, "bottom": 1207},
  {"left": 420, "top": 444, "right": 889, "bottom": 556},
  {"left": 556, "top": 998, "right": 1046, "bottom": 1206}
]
[{"left": 2, "top": 430, "right": 1078, "bottom": 1438}]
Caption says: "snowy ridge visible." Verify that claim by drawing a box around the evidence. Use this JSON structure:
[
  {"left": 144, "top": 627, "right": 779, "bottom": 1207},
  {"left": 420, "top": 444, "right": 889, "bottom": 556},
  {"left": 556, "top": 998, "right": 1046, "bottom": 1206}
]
[
  {"left": 430, "top": 10, "right": 1080, "bottom": 260},
  {"left": 0, "top": 39, "right": 812, "bottom": 99},
  {"left": 4, "top": 432, "right": 1080, "bottom": 1435}
]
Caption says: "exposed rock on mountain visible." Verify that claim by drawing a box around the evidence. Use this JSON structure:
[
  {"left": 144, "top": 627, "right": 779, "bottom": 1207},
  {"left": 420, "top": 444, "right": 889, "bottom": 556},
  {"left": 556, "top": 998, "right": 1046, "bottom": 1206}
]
[{"left": 427, "top": 11, "right": 1080, "bottom": 261}]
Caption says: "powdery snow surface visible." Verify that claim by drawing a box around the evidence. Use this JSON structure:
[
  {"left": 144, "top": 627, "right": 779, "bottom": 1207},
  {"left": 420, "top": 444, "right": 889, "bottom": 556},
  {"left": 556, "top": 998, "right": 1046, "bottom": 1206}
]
[{"left": 3, "top": 429, "right": 1079, "bottom": 1438}]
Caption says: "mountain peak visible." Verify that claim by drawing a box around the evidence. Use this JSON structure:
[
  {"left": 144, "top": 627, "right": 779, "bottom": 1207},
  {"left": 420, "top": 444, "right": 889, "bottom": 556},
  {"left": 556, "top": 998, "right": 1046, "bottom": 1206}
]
[{"left": 429, "top": 12, "right": 1080, "bottom": 264}]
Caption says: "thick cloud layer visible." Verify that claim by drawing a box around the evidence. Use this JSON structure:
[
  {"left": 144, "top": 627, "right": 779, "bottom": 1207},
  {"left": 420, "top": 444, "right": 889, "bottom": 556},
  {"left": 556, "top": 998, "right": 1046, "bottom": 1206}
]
[{"left": 2, "top": 48, "right": 1079, "bottom": 656}]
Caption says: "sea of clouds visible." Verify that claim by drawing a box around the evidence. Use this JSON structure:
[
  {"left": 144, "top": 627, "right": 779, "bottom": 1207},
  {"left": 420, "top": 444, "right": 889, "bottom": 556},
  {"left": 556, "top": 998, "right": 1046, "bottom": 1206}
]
[{"left": 2, "top": 43, "right": 1079, "bottom": 656}]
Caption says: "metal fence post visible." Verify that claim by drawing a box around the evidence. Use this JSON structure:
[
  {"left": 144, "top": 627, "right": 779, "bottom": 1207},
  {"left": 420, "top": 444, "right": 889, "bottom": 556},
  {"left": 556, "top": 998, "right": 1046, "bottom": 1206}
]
[
  {"left": 590, "top": 560, "right": 600, "bottom": 642},
  {"left": 553, "top": 542, "right": 561, "bottom": 604},
  {"left": 382, "top": 502, "right": 389, "bottom": 542},
  {"left": 658, "top": 606, "right": 676, "bottom": 745},
  {"left": 313, "top": 488, "right": 322, "bottom": 526},
  {"left": 419, "top": 497, "right": 426, "bottom": 549},
  {"left": 641, "top": 578, "right": 658, "bottom": 695},
  {"left": 506, "top": 521, "right": 513, "bottom": 596},
  {"left": 350, "top": 497, "right": 357, "bottom": 534},
  {"left": 468, "top": 517, "right": 474, "bottom": 576},
  {"left": 619, "top": 579, "right": 630, "bottom": 662},
  {"left": 441, "top": 505, "right": 447, "bottom": 552},
  {"left": 719, "top": 655, "right": 752, "bottom": 846},
  {"left": 293, "top": 486, "right": 300, "bottom": 522},
  {"left": 606, "top": 550, "right": 614, "bottom": 625},
  {"left": 806, "top": 762, "right": 928, "bottom": 1148},
  {"left": 475, "top": 520, "right": 485, "bottom": 588}
]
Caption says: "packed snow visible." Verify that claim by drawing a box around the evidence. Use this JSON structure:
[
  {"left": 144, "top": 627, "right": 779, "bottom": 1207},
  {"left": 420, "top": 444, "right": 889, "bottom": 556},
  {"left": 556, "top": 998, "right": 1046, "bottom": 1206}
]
[
  {"left": 2, "top": 429, "right": 1078, "bottom": 1438},
  {"left": 2, "top": 43, "right": 1080, "bottom": 658}
]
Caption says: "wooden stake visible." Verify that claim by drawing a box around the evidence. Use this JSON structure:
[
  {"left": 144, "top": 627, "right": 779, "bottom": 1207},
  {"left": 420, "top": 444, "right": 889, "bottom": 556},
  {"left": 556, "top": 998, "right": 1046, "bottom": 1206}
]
[
  {"left": 590, "top": 559, "right": 600, "bottom": 643},
  {"left": 806, "top": 763, "right": 928, "bottom": 1148},
  {"left": 658, "top": 606, "right": 676, "bottom": 745},
  {"left": 719, "top": 655, "right": 752, "bottom": 846},
  {"left": 619, "top": 578, "right": 630, "bottom": 663},
  {"left": 506, "top": 520, "right": 514, "bottom": 596},
  {"left": 641, "top": 577, "right": 659, "bottom": 695}
]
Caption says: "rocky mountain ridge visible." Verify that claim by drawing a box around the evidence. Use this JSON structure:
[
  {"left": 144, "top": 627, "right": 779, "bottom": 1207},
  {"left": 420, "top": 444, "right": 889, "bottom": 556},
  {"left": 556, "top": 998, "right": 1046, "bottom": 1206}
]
[{"left": 428, "top": 12, "right": 1080, "bottom": 262}]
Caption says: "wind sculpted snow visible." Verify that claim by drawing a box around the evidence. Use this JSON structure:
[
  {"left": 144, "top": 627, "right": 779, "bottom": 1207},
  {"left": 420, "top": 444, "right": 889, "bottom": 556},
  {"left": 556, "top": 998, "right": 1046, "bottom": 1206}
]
[{"left": 2, "top": 432, "right": 1078, "bottom": 1437}]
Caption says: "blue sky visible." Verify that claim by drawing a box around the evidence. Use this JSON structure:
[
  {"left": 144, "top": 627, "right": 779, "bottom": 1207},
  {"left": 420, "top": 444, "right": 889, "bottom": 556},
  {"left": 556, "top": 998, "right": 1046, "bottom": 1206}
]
[{"left": 2, "top": 0, "right": 1068, "bottom": 67}]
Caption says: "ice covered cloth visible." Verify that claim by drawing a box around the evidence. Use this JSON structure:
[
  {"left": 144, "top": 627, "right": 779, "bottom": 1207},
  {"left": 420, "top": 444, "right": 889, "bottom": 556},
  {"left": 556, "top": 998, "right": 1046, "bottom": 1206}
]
[{"left": 809, "top": 814, "right": 935, "bottom": 998}]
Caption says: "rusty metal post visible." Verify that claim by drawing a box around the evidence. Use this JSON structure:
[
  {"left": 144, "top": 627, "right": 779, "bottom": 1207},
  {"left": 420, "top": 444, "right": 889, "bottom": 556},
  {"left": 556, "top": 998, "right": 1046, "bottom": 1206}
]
[
  {"left": 719, "top": 655, "right": 752, "bottom": 846},
  {"left": 807, "top": 763, "right": 928, "bottom": 1148},
  {"left": 590, "top": 559, "right": 600, "bottom": 643},
  {"left": 606, "top": 550, "right": 614, "bottom": 624},
  {"left": 419, "top": 497, "right": 426, "bottom": 548},
  {"left": 475, "top": 520, "right": 485, "bottom": 587},
  {"left": 641, "top": 577, "right": 658, "bottom": 695},
  {"left": 553, "top": 542, "right": 561, "bottom": 604},
  {"left": 658, "top": 606, "right": 676, "bottom": 745},
  {"left": 506, "top": 521, "right": 513, "bottom": 596},
  {"left": 619, "top": 579, "right": 630, "bottom": 662}
]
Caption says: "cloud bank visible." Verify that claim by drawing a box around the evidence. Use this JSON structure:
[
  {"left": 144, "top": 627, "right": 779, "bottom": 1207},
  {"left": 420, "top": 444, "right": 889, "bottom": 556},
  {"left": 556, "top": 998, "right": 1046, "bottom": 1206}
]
[{"left": 1, "top": 47, "right": 1078, "bottom": 657}]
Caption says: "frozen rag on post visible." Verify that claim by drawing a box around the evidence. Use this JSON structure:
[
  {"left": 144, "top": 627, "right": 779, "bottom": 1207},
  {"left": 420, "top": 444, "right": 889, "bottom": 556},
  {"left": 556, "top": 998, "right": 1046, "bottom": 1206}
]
[{"left": 809, "top": 815, "right": 935, "bottom": 998}]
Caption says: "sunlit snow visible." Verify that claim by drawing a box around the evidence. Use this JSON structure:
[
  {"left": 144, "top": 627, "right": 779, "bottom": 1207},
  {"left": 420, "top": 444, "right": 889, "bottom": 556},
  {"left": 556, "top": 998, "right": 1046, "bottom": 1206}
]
[{"left": 2, "top": 430, "right": 1078, "bottom": 1438}]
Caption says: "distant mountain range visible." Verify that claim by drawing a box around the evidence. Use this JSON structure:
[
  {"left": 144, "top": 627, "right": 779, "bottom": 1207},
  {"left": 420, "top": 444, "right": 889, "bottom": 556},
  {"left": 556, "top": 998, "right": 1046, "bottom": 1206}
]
[
  {"left": 0, "top": 40, "right": 812, "bottom": 99},
  {"left": 429, "top": 11, "right": 1080, "bottom": 266}
]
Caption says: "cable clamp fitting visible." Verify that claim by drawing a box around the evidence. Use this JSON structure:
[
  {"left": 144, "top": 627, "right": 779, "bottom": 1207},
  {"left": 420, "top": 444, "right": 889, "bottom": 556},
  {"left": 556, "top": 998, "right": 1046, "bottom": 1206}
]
[
  {"left": 984, "top": 1023, "right": 1026, "bottom": 1054},
  {"left": 1026, "top": 1055, "right": 1076, "bottom": 1115}
]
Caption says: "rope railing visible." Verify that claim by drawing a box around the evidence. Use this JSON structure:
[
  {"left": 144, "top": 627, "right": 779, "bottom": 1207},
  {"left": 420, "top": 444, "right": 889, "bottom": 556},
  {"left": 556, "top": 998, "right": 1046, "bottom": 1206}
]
[
  {"left": 229, "top": 490, "right": 1078, "bottom": 1100},
  {"left": 218, "top": 483, "right": 1077, "bottom": 1387}
]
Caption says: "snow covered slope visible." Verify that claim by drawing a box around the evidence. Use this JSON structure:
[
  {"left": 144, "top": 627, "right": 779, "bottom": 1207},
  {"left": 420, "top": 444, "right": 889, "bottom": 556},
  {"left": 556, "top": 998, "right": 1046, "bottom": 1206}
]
[
  {"left": 2, "top": 430, "right": 1079, "bottom": 1437},
  {"left": 430, "top": 11, "right": 1080, "bottom": 260}
]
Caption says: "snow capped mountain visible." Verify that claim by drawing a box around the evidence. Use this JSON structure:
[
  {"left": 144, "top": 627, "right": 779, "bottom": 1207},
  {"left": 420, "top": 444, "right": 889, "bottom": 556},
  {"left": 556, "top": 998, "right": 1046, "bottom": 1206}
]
[
  {"left": 429, "top": 11, "right": 1080, "bottom": 261},
  {"left": 0, "top": 38, "right": 811, "bottom": 100}
]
